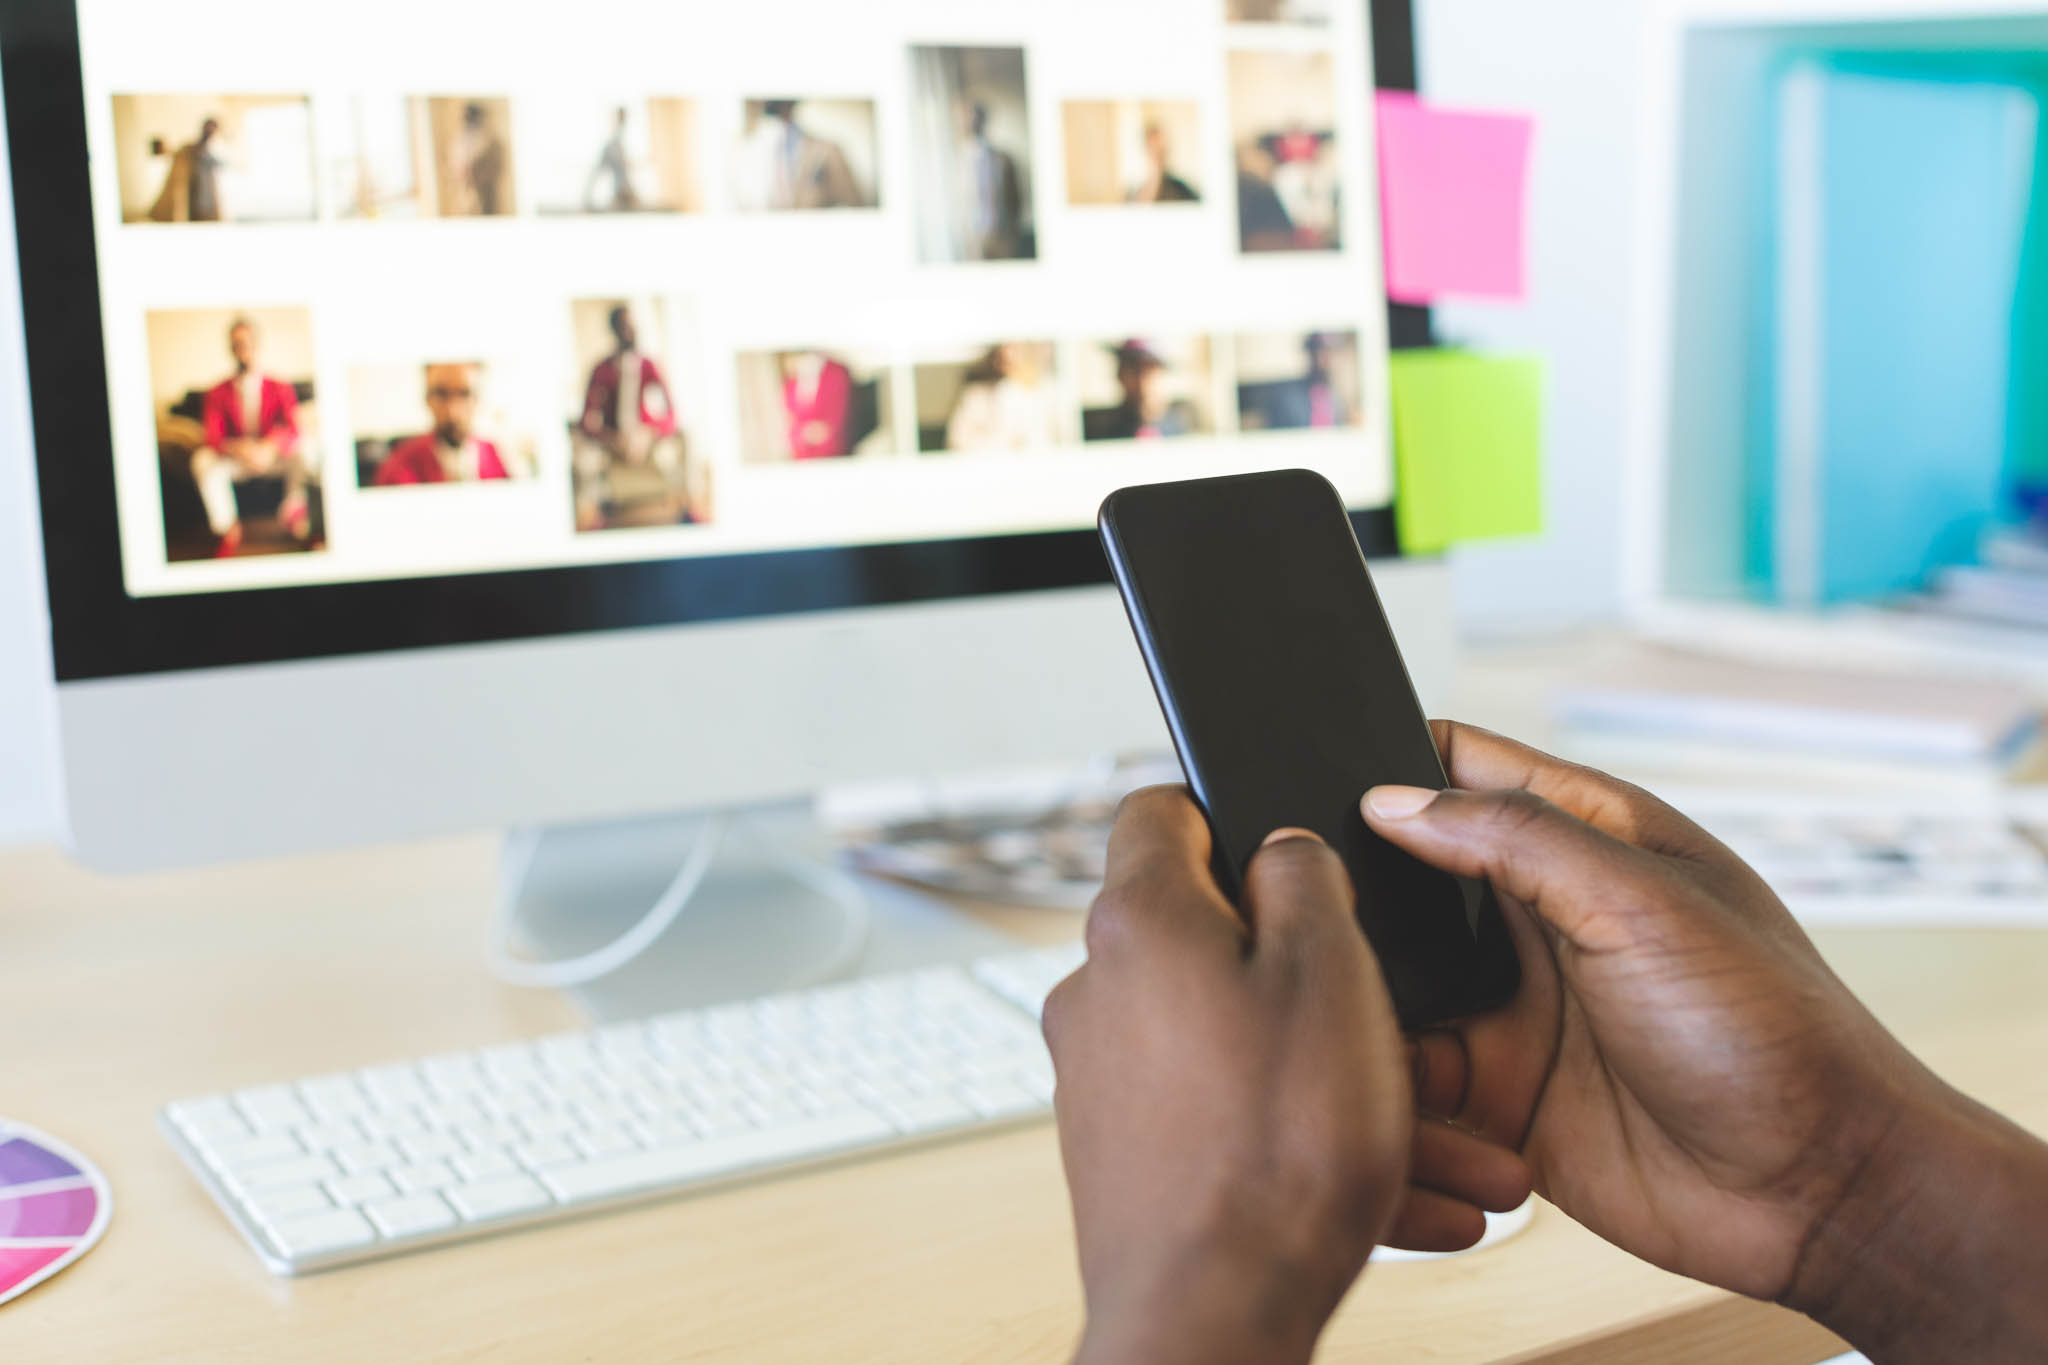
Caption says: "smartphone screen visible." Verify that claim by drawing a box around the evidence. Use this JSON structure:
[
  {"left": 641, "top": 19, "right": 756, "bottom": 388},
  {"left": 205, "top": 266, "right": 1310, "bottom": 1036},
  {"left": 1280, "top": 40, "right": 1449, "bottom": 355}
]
[{"left": 1099, "top": 469, "right": 1519, "bottom": 1028}]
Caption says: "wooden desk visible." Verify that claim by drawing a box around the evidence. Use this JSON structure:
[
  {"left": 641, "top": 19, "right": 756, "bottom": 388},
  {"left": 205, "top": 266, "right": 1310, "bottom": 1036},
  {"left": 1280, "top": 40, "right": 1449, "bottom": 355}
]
[{"left": 7, "top": 835, "right": 2044, "bottom": 1364}]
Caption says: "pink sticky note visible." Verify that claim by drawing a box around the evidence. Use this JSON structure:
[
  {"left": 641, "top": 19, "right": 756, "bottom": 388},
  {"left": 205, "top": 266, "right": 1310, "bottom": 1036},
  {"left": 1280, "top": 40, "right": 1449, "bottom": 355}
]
[{"left": 1375, "top": 91, "right": 1533, "bottom": 305}]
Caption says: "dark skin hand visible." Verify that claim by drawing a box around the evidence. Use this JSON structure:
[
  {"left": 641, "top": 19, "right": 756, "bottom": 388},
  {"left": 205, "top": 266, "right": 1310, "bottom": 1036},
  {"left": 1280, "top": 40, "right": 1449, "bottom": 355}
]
[
  {"left": 1049, "top": 721, "right": 2048, "bottom": 1364},
  {"left": 1363, "top": 721, "right": 2048, "bottom": 1363},
  {"left": 1042, "top": 792, "right": 1524, "bottom": 1365}
]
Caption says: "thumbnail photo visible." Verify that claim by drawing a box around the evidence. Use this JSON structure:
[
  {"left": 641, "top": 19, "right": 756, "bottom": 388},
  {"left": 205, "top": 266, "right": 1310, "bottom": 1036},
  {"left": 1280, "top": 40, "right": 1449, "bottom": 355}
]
[
  {"left": 427, "top": 97, "right": 515, "bottom": 217},
  {"left": 1228, "top": 51, "right": 1342, "bottom": 253},
  {"left": 734, "top": 100, "right": 879, "bottom": 211},
  {"left": 568, "top": 298, "right": 711, "bottom": 530},
  {"left": 1225, "top": 0, "right": 1334, "bottom": 23},
  {"left": 325, "top": 97, "right": 517, "bottom": 219},
  {"left": 146, "top": 307, "right": 324, "bottom": 561},
  {"left": 1080, "top": 337, "right": 1215, "bottom": 442},
  {"left": 910, "top": 47, "right": 1036, "bottom": 262},
  {"left": 327, "top": 98, "right": 427, "bottom": 219},
  {"left": 350, "top": 359, "right": 536, "bottom": 487},
  {"left": 1236, "top": 330, "right": 1362, "bottom": 431},
  {"left": 113, "top": 94, "right": 316, "bottom": 224},
  {"left": 529, "top": 98, "right": 701, "bottom": 215},
  {"left": 1063, "top": 101, "right": 1202, "bottom": 206},
  {"left": 737, "top": 350, "right": 895, "bottom": 462},
  {"left": 915, "top": 342, "right": 1069, "bottom": 453}
]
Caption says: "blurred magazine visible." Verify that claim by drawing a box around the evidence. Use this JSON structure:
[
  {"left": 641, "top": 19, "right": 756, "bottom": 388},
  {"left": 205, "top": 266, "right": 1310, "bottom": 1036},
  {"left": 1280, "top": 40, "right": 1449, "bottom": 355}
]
[{"left": 1551, "top": 646, "right": 2041, "bottom": 766}]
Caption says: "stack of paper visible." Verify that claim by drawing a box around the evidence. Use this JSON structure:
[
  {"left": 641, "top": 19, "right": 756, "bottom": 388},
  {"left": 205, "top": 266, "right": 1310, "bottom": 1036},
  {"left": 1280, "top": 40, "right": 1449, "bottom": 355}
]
[{"left": 1552, "top": 646, "right": 2042, "bottom": 774}]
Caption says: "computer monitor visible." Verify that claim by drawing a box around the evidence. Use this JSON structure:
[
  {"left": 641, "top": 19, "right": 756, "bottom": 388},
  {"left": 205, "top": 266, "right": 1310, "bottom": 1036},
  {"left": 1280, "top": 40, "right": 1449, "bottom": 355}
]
[{"left": 2, "top": 0, "right": 1444, "bottom": 890}]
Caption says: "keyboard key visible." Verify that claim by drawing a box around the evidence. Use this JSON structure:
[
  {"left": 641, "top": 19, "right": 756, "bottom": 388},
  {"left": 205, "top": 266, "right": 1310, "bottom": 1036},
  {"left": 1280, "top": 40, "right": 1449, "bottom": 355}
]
[
  {"left": 880, "top": 1093, "right": 978, "bottom": 1135},
  {"left": 363, "top": 1192, "right": 457, "bottom": 1239},
  {"left": 450, "top": 1147, "right": 520, "bottom": 1182},
  {"left": 454, "top": 1120, "right": 527, "bottom": 1152},
  {"left": 570, "top": 1127, "right": 639, "bottom": 1159},
  {"left": 267, "top": 1207, "right": 376, "bottom": 1258},
  {"left": 628, "top": 1114, "right": 698, "bottom": 1147},
  {"left": 396, "top": 1132, "right": 461, "bottom": 1163},
  {"left": 1013, "top": 1065, "right": 1056, "bottom": 1103},
  {"left": 359, "top": 1107, "right": 431, "bottom": 1143},
  {"left": 537, "top": 1109, "right": 895, "bottom": 1204},
  {"left": 359, "top": 1066, "right": 431, "bottom": 1108},
  {"left": 514, "top": 1136, "right": 579, "bottom": 1170},
  {"left": 419, "top": 1055, "right": 488, "bottom": 1095},
  {"left": 200, "top": 1131, "right": 301, "bottom": 1170},
  {"left": 168, "top": 1094, "right": 241, "bottom": 1128},
  {"left": 419, "top": 1096, "right": 488, "bottom": 1129},
  {"left": 170, "top": 1098, "right": 253, "bottom": 1145},
  {"left": 515, "top": 1110, "right": 576, "bottom": 1140},
  {"left": 325, "top": 1171, "right": 397, "bottom": 1206},
  {"left": 391, "top": 1160, "right": 458, "bottom": 1193},
  {"left": 226, "top": 1153, "right": 340, "bottom": 1193},
  {"left": 242, "top": 1182, "right": 332, "bottom": 1227},
  {"left": 331, "top": 1140, "right": 403, "bottom": 1175},
  {"left": 294, "top": 1121, "right": 365, "bottom": 1153},
  {"left": 447, "top": 1174, "right": 553, "bottom": 1222},
  {"left": 298, "top": 1076, "right": 373, "bottom": 1119},
  {"left": 235, "top": 1086, "right": 315, "bottom": 1131},
  {"left": 961, "top": 1080, "right": 1040, "bottom": 1120}
]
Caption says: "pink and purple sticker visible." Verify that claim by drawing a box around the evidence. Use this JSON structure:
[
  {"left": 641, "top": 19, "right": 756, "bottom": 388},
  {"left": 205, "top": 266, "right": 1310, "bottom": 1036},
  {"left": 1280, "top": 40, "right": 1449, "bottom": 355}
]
[{"left": 0, "top": 1121, "right": 111, "bottom": 1309}]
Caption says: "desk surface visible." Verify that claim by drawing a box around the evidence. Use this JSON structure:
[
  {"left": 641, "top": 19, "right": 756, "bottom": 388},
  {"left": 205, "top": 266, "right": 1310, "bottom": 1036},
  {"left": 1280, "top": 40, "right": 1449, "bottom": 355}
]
[{"left": 11, "top": 832, "right": 2048, "bottom": 1365}]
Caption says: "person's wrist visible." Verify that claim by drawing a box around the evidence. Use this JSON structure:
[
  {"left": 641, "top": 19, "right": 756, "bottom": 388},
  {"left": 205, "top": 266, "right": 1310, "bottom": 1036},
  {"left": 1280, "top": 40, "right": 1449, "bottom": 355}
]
[
  {"left": 1783, "top": 1075, "right": 2048, "bottom": 1359},
  {"left": 1073, "top": 1239, "right": 1350, "bottom": 1365}
]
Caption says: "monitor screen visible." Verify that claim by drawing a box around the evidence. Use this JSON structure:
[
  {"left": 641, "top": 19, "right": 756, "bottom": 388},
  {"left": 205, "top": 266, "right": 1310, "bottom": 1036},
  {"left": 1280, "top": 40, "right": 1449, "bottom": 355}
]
[{"left": 14, "top": 0, "right": 1407, "bottom": 674}]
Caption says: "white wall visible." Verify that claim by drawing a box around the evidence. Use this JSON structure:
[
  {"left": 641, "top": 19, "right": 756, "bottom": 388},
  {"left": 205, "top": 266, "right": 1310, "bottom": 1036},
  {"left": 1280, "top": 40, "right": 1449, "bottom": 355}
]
[
  {"left": 0, "top": 67, "right": 63, "bottom": 847},
  {"left": 1418, "top": 0, "right": 1651, "bottom": 633}
]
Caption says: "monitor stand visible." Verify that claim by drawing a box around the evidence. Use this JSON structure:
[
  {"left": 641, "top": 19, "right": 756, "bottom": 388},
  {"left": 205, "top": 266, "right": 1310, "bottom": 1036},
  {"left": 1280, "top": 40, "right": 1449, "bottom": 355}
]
[{"left": 495, "top": 800, "right": 1023, "bottom": 1023}]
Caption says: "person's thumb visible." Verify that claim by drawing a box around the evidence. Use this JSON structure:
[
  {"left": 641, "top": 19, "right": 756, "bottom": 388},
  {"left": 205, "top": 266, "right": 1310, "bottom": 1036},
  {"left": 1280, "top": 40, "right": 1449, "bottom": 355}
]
[
  {"left": 1241, "top": 828, "right": 1365, "bottom": 961},
  {"left": 1361, "top": 786, "right": 1668, "bottom": 953}
]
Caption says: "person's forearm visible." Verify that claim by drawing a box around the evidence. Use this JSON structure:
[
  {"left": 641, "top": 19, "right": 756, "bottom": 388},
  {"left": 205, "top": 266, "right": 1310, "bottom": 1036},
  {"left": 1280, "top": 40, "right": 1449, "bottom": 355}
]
[{"left": 1786, "top": 1082, "right": 2048, "bottom": 1363}]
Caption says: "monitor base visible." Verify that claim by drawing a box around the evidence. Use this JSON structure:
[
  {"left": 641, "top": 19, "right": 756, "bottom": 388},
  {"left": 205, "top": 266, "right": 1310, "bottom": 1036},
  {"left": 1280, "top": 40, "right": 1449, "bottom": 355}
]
[{"left": 497, "top": 801, "right": 1023, "bottom": 1023}]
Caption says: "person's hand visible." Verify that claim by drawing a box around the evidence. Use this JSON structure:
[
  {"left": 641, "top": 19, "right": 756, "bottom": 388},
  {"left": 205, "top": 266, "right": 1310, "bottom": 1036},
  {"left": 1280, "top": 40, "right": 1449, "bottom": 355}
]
[
  {"left": 1361, "top": 721, "right": 1952, "bottom": 1304},
  {"left": 1042, "top": 790, "right": 1409, "bottom": 1365}
]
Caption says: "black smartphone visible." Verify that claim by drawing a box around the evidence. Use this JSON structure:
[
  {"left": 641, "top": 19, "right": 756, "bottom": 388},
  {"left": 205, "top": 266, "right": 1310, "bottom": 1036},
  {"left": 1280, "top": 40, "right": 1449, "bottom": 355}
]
[{"left": 1098, "top": 469, "right": 1520, "bottom": 1029}]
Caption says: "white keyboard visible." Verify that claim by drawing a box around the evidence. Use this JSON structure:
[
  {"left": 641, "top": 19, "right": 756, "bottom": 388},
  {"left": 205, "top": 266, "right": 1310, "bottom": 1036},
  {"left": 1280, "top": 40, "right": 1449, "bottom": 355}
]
[{"left": 161, "top": 941, "right": 1085, "bottom": 1275}]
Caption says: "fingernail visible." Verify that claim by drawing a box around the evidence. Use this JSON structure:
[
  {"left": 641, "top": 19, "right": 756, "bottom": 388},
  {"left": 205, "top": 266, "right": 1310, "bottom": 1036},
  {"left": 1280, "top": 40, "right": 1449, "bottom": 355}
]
[
  {"left": 1261, "top": 826, "right": 1325, "bottom": 848},
  {"left": 1365, "top": 786, "right": 1437, "bottom": 820}
]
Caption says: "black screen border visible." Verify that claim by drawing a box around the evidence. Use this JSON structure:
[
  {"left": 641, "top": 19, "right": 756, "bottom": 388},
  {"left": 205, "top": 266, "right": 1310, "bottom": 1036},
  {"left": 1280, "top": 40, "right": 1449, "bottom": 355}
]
[{"left": 4, "top": 0, "right": 1430, "bottom": 683}]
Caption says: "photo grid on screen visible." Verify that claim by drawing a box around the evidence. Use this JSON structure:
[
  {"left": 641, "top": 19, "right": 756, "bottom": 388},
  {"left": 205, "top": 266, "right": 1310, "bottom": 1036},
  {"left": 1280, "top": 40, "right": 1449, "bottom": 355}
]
[{"left": 84, "top": 0, "right": 1390, "bottom": 597}]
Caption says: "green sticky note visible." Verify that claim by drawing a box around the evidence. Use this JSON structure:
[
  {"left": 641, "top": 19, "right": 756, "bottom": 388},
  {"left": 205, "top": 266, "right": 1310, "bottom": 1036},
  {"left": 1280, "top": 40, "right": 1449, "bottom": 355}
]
[{"left": 1388, "top": 350, "right": 1543, "bottom": 553}]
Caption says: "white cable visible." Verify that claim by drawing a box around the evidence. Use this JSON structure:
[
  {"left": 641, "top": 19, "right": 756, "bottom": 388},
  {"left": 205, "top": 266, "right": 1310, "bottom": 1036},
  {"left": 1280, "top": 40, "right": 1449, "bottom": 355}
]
[
  {"left": 484, "top": 812, "right": 872, "bottom": 992},
  {"left": 762, "top": 835, "right": 874, "bottom": 988},
  {"left": 485, "top": 814, "right": 729, "bottom": 989}
]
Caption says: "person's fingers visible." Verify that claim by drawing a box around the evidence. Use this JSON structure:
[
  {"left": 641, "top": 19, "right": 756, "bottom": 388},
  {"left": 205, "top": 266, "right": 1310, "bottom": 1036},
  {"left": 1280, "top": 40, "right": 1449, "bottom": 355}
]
[
  {"left": 1408, "top": 1118, "right": 1532, "bottom": 1212},
  {"left": 1378, "top": 1186, "right": 1490, "bottom": 1254},
  {"left": 1239, "top": 828, "right": 1360, "bottom": 959},
  {"left": 1429, "top": 720, "right": 1717, "bottom": 860},
  {"left": 1087, "top": 786, "right": 1243, "bottom": 962},
  {"left": 1100, "top": 785, "right": 1219, "bottom": 899},
  {"left": 1362, "top": 785, "right": 1681, "bottom": 954},
  {"left": 1409, "top": 1031, "right": 1472, "bottom": 1119}
]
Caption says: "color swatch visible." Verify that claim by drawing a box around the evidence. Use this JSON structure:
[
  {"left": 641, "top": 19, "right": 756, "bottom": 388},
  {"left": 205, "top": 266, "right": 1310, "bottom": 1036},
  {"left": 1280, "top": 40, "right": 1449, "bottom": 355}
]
[{"left": 0, "top": 1121, "right": 111, "bottom": 1309}]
